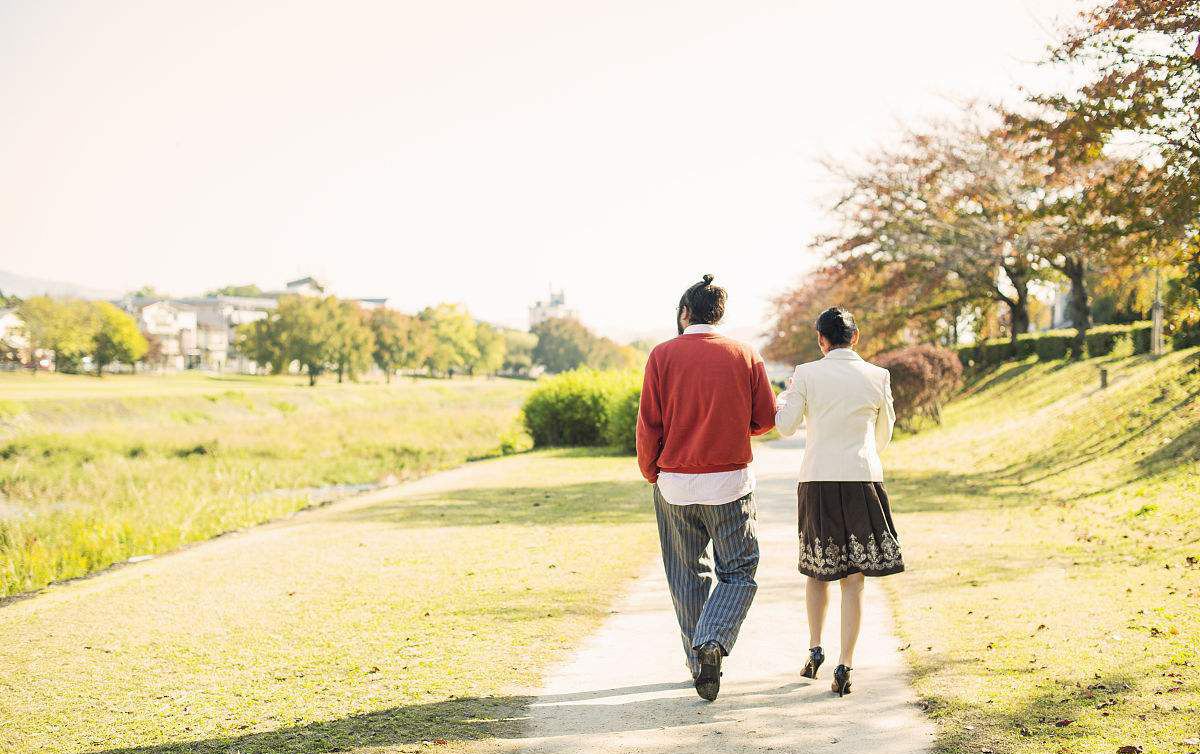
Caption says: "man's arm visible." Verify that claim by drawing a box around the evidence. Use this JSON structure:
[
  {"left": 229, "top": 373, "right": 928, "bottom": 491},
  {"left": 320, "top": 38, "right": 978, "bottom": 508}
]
[
  {"left": 635, "top": 354, "right": 664, "bottom": 483},
  {"left": 875, "top": 369, "right": 895, "bottom": 453},
  {"left": 749, "top": 359, "right": 777, "bottom": 436},
  {"left": 773, "top": 366, "right": 806, "bottom": 438}
]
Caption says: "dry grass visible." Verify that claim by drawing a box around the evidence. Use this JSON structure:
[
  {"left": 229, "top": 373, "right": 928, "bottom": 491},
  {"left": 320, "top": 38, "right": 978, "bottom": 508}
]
[{"left": 0, "top": 372, "right": 533, "bottom": 596}]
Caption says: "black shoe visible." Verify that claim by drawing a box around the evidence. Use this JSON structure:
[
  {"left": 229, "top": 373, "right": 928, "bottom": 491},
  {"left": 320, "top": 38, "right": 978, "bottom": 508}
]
[
  {"left": 832, "top": 664, "right": 852, "bottom": 697},
  {"left": 801, "top": 646, "right": 825, "bottom": 679},
  {"left": 694, "top": 641, "right": 723, "bottom": 701}
]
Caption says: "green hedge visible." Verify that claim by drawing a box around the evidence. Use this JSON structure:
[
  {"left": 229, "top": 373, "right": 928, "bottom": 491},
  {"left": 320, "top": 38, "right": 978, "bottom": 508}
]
[
  {"left": 956, "top": 321, "right": 1153, "bottom": 370},
  {"left": 521, "top": 368, "right": 641, "bottom": 449}
]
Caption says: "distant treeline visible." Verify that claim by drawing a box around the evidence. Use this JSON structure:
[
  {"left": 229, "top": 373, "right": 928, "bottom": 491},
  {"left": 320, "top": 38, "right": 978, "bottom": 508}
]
[{"left": 1, "top": 290, "right": 650, "bottom": 383}]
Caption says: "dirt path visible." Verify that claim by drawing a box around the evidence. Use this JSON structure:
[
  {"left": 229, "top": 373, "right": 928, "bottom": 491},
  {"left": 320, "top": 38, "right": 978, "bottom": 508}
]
[{"left": 504, "top": 439, "right": 936, "bottom": 754}]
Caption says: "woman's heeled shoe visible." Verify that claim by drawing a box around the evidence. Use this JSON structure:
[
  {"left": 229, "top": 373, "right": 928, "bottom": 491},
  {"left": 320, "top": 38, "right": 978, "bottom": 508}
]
[
  {"left": 831, "top": 664, "right": 852, "bottom": 696},
  {"left": 801, "top": 646, "right": 825, "bottom": 679}
]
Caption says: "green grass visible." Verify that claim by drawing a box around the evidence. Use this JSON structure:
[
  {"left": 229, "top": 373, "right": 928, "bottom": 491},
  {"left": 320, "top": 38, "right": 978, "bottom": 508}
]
[
  {"left": 0, "top": 372, "right": 534, "bottom": 596},
  {"left": 883, "top": 349, "right": 1200, "bottom": 754},
  {"left": 0, "top": 449, "right": 656, "bottom": 754}
]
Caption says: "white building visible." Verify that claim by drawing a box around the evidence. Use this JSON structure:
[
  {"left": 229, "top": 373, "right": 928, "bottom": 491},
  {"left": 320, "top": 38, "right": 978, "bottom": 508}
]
[
  {"left": 0, "top": 308, "right": 28, "bottom": 366},
  {"left": 529, "top": 289, "right": 578, "bottom": 328}
]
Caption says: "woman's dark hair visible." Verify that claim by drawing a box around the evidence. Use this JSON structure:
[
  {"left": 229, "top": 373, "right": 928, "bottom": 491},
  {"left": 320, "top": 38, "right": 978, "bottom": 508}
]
[
  {"left": 678, "top": 274, "right": 727, "bottom": 328},
  {"left": 815, "top": 307, "right": 858, "bottom": 346}
]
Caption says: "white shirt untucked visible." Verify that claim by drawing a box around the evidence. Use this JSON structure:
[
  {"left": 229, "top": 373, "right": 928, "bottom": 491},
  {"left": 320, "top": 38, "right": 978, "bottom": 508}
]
[{"left": 657, "top": 466, "right": 755, "bottom": 506}]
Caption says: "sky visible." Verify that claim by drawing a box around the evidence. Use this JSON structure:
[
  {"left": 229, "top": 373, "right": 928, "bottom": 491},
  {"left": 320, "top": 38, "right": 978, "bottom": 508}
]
[{"left": 0, "top": 0, "right": 1089, "bottom": 345}]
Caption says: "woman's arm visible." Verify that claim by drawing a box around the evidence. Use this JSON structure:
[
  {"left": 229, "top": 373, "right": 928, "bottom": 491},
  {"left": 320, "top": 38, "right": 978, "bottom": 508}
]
[
  {"left": 875, "top": 370, "right": 895, "bottom": 452},
  {"left": 773, "top": 366, "right": 806, "bottom": 438}
]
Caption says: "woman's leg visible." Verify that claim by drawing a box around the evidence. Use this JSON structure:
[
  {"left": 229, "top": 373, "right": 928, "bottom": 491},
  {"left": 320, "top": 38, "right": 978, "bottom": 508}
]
[
  {"left": 838, "top": 572, "right": 865, "bottom": 666},
  {"left": 805, "top": 576, "right": 829, "bottom": 648}
]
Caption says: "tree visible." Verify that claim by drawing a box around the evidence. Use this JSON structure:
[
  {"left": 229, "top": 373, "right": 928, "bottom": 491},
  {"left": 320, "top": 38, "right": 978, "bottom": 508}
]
[
  {"left": 274, "top": 295, "right": 338, "bottom": 385},
  {"left": 234, "top": 317, "right": 288, "bottom": 374},
  {"left": 471, "top": 322, "right": 507, "bottom": 376},
  {"left": 587, "top": 336, "right": 643, "bottom": 370},
  {"left": 531, "top": 317, "right": 593, "bottom": 373},
  {"left": 501, "top": 329, "right": 538, "bottom": 375},
  {"left": 328, "top": 299, "right": 375, "bottom": 383},
  {"left": 418, "top": 304, "right": 479, "bottom": 377},
  {"left": 128, "top": 285, "right": 166, "bottom": 299},
  {"left": 91, "top": 302, "right": 148, "bottom": 375},
  {"left": 17, "top": 297, "right": 98, "bottom": 373},
  {"left": 205, "top": 284, "right": 263, "bottom": 298}
]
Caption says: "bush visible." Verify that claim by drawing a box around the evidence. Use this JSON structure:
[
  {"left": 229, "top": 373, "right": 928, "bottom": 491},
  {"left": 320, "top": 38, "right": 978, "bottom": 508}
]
[
  {"left": 1085, "top": 324, "right": 1136, "bottom": 357},
  {"left": 875, "top": 345, "right": 963, "bottom": 428},
  {"left": 604, "top": 384, "right": 641, "bottom": 453},
  {"left": 521, "top": 368, "right": 641, "bottom": 447},
  {"left": 1131, "top": 323, "right": 1153, "bottom": 354},
  {"left": 1033, "top": 330, "right": 1076, "bottom": 361}
]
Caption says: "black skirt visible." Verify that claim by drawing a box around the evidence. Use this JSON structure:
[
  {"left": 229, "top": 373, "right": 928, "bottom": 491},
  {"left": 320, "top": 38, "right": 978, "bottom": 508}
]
[{"left": 797, "top": 481, "right": 904, "bottom": 581}]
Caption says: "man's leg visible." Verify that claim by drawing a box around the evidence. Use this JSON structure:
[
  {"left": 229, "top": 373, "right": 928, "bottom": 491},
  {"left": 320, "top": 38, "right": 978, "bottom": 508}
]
[
  {"left": 693, "top": 493, "right": 759, "bottom": 654},
  {"left": 653, "top": 485, "right": 712, "bottom": 678}
]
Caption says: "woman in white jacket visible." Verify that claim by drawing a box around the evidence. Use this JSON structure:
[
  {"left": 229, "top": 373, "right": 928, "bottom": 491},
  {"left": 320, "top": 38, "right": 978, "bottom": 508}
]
[{"left": 774, "top": 307, "right": 903, "bottom": 697}]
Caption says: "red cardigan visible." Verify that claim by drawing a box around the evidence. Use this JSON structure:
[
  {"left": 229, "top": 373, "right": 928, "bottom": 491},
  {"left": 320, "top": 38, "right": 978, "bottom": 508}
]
[{"left": 636, "top": 332, "right": 777, "bottom": 483}]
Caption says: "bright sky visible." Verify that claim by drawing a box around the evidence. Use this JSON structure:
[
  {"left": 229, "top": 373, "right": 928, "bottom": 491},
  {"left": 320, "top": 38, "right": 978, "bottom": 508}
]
[{"left": 0, "top": 0, "right": 1087, "bottom": 344}]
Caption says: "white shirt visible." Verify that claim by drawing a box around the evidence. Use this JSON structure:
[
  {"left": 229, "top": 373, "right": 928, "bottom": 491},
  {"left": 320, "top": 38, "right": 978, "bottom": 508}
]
[
  {"left": 655, "top": 324, "right": 757, "bottom": 506},
  {"left": 774, "top": 348, "right": 895, "bottom": 482}
]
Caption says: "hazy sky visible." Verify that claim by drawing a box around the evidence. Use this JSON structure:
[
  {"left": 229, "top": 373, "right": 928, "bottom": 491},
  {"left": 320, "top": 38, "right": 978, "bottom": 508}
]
[{"left": 1, "top": 0, "right": 1087, "bottom": 343}]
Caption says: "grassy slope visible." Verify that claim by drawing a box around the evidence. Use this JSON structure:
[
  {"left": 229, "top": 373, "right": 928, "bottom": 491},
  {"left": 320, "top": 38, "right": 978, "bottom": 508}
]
[
  {"left": 0, "top": 449, "right": 657, "bottom": 754},
  {"left": 884, "top": 348, "right": 1200, "bottom": 754},
  {"left": 0, "top": 373, "right": 533, "bottom": 596}
]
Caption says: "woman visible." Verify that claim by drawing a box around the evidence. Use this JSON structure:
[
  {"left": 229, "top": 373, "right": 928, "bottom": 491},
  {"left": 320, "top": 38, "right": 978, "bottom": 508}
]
[{"left": 773, "top": 307, "right": 904, "bottom": 696}]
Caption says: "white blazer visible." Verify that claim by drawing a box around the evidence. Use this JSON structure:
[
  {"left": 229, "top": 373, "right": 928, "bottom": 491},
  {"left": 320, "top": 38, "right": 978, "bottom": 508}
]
[{"left": 774, "top": 348, "right": 895, "bottom": 482}]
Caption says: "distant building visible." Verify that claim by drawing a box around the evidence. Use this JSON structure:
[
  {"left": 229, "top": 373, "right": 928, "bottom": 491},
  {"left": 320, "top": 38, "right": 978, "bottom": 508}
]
[
  {"left": 0, "top": 308, "right": 28, "bottom": 367},
  {"left": 116, "top": 275, "right": 387, "bottom": 373},
  {"left": 529, "top": 289, "right": 578, "bottom": 328}
]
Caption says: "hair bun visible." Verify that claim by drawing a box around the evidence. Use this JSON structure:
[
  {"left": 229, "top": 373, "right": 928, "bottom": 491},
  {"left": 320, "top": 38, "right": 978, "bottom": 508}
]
[{"left": 701, "top": 274, "right": 714, "bottom": 286}]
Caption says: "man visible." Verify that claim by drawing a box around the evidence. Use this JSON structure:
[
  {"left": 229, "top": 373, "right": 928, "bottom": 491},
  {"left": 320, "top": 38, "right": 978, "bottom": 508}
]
[{"left": 635, "top": 274, "right": 777, "bottom": 701}]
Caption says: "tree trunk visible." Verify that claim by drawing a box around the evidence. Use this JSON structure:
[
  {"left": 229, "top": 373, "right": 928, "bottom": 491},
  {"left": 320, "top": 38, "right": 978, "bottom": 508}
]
[
  {"left": 1066, "top": 259, "right": 1090, "bottom": 356},
  {"left": 1004, "top": 271, "right": 1031, "bottom": 347},
  {"left": 385, "top": 369, "right": 391, "bottom": 384},
  {"left": 308, "top": 370, "right": 317, "bottom": 386}
]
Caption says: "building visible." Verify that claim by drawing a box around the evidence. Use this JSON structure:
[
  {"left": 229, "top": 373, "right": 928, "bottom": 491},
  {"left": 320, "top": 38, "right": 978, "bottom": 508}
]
[
  {"left": 0, "top": 308, "right": 29, "bottom": 367},
  {"left": 116, "top": 275, "right": 388, "bottom": 373},
  {"left": 529, "top": 289, "right": 578, "bottom": 328}
]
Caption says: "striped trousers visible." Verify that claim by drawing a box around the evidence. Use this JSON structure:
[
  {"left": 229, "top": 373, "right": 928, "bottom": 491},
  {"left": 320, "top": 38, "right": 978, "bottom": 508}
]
[{"left": 653, "top": 485, "right": 759, "bottom": 676}]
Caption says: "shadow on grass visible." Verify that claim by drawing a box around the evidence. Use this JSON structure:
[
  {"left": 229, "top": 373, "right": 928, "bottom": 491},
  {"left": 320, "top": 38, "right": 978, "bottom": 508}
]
[
  {"left": 332, "top": 479, "right": 653, "bottom": 527},
  {"left": 886, "top": 470, "right": 1034, "bottom": 514},
  {"left": 88, "top": 695, "right": 533, "bottom": 754}
]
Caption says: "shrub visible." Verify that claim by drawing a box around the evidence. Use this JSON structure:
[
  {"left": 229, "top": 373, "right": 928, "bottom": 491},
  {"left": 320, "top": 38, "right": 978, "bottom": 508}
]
[
  {"left": 875, "top": 345, "right": 963, "bottom": 428},
  {"left": 521, "top": 368, "right": 641, "bottom": 447},
  {"left": 604, "top": 384, "right": 641, "bottom": 453},
  {"left": 1032, "top": 330, "right": 1075, "bottom": 361},
  {"left": 1131, "top": 323, "right": 1153, "bottom": 354},
  {"left": 1085, "top": 324, "right": 1136, "bottom": 357}
]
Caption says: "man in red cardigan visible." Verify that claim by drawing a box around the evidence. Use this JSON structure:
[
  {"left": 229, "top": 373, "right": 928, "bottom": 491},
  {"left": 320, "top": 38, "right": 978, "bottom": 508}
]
[{"left": 636, "top": 275, "right": 777, "bottom": 701}]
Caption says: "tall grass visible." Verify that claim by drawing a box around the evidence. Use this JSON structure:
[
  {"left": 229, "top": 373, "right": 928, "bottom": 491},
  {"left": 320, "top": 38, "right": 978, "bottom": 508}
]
[{"left": 0, "top": 373, "right": 533, "bottom": 596}]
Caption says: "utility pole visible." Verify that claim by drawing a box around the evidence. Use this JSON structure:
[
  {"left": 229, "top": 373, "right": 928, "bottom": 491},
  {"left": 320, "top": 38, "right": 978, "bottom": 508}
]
[{"left": 1151, "top": 265, "right": 1165, "bottom": 357}]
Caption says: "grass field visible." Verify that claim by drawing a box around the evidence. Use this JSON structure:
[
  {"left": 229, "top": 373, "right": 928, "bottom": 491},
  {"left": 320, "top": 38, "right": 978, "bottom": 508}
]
[
  {"left": 0, "top": 448, "right": 657, "bottom": 754},
  {"left": 884, "top": 348, "right": 1200, "bottom": 754},
  {"left": 0, "top": 372, "right": 534, "bottom": 597}
]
